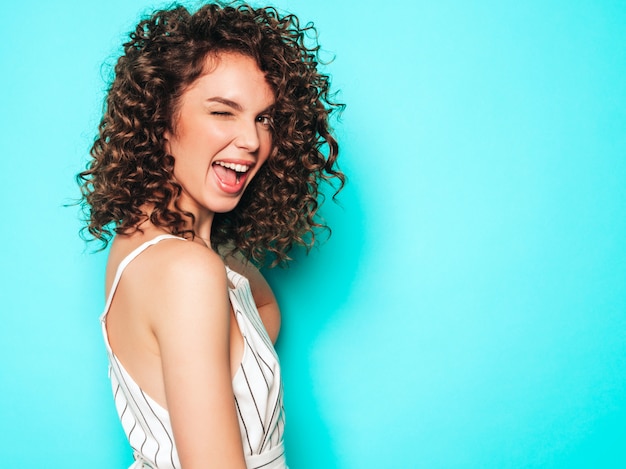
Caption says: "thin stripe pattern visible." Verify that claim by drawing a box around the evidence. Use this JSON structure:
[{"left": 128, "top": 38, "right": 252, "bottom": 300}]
[{"left": 100, "top": 235, "right": 287, "bottom": 469}]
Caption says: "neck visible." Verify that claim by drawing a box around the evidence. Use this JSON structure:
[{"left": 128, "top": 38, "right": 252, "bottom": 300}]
[
  {"left": 175, "top": 191, "right": 215, "bottom": 241},
  {"left": 191, "top": 211, "right": 214, "bottom": 242}
]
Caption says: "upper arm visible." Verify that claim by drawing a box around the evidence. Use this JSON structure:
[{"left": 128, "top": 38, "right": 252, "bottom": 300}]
[{"left": 146, "top": 244, "right": 246, "bottom": 469}]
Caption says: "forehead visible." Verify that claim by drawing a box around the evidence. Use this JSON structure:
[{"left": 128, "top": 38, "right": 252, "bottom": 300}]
[{"left": 183, "top": 52, "right": 275, "bottom": 108}]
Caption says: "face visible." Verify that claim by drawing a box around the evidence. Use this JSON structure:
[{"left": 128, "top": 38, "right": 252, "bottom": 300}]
[{"left": 164, "top": 52, "right": 275, "bottom": 227}]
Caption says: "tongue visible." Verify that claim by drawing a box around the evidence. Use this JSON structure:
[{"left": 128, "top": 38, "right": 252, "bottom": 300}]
[{"left": 214, "top": 164, "right": 238, "bottom": 185}]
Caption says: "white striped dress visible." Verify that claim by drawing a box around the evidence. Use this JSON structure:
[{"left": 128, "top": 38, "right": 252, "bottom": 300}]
[{"left": 100, "top": 235, "right": 287, "bottom": 468}]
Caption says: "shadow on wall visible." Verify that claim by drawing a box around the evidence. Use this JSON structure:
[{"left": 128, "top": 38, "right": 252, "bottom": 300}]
[{"left": 263, "top": 174, "right": 365, "bottom": 468}]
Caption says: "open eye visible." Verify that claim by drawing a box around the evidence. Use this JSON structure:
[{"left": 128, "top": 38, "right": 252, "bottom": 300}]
[{"left": 257, "top": 114, "right": 273, "bottom": 127}]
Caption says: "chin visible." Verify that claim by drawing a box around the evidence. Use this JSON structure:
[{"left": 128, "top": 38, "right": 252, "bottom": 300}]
[{"left": 210, "top": 199, "right": 244, "bottom": 214}]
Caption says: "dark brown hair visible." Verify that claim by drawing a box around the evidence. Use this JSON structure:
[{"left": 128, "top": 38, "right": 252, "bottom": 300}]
[{"left": 77, "top": 2, "right": 344, "bottom": 266}]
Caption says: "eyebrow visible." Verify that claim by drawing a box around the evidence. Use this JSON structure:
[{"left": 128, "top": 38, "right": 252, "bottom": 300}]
[
  {"left": 207, "top": 97, "right": 243, "bottom": 111},
  {"left": 206, "top": 96, "right": 275, "bottom": 114}
]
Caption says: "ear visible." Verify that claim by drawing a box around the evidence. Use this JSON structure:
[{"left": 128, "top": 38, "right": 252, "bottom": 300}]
[{"left": 163, "top": 129, "right": 171, "bottom": 153}]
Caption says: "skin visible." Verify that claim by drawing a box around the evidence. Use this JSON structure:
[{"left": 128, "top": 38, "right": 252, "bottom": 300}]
[{"left": 104, "top": 52, "right": 279, "bottom": 469}]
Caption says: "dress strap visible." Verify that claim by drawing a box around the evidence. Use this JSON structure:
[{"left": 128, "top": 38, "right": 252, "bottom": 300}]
[{"left": 100, "top": 234, "right": 185, "bottom": 321}]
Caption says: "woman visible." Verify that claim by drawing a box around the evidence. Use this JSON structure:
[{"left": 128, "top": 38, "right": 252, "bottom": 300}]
[{"left": 77, "top": 3, "right": 344, "bottom": 468}]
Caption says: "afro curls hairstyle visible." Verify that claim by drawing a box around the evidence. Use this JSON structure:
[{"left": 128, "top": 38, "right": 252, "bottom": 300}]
[{"left": 77, "top": 2, "right": 345, "bottom": 266}]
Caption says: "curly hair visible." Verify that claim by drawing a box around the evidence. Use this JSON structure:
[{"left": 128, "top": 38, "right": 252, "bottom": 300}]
[{"left": 77, "top": 2, "right": 344, "bottom": 266}]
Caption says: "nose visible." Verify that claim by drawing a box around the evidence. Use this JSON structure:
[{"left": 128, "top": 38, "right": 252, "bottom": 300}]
[{"left": 234, "top": 119, "right": 260, "bottom": 153}]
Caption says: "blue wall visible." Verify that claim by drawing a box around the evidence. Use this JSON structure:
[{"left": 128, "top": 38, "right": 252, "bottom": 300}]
[{"left": 1, "top": 1, "right": 625, "bottom": 467}]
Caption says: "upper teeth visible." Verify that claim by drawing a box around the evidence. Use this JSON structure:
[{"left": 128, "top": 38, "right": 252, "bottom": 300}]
[{"left": 216, "top": 161, "right": 250, "bottom": 173}]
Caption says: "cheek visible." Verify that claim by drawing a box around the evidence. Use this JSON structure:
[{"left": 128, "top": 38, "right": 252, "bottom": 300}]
[{"left": 261, "top": 133, "right": 274, "bottom": 156}]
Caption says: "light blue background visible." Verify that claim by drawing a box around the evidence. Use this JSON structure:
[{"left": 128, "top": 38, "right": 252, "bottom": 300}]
[{"left": 1, "top": 1, "right": 625, "bottom": 467}]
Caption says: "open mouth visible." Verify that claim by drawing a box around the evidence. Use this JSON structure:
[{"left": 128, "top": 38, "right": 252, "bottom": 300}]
[{"left": 213, "top": 161, "right": 251, "bottom": 188}]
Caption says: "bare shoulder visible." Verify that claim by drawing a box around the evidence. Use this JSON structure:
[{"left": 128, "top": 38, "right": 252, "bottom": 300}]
[
  {"left": 107, "top": 233, "right": 219, "bottom": 286},
  {"left": 141, "top": 238, "right": 226, "bottom": 281},
  {"left": 109, "top": 235, "right": 229, "bottom": 328},
  {"left": 132, "top": 239, "right": 228, "bottom": 314}
]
